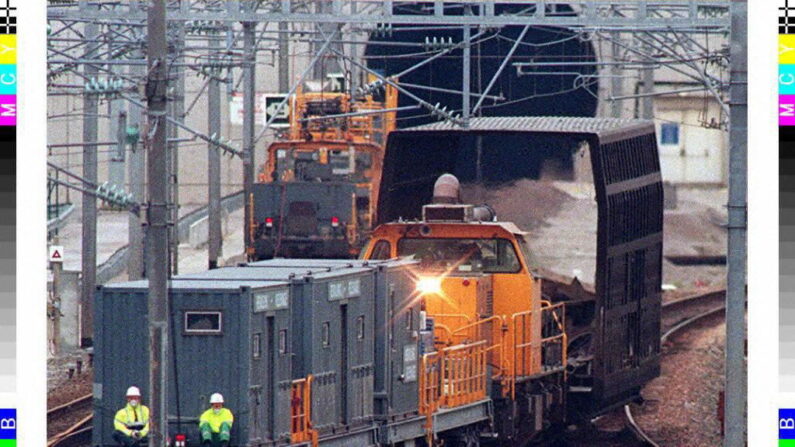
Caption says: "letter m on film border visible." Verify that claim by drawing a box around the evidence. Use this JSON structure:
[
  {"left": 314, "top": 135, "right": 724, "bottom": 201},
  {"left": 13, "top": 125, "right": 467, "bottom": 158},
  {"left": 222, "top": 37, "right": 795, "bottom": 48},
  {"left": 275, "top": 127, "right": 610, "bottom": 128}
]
[{"left": 0, "top": 409, "right": 14, "bottom": 440}]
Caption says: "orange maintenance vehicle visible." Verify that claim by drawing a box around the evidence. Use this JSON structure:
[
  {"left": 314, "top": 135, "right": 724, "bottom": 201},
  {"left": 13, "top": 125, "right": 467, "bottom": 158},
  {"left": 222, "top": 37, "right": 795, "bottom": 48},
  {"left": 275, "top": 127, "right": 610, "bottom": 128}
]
[
  {"left": 248, "top": 80, "right": 398, "bottom": 260},
  {"left": 361, "top": 174, "right": 569, "bottom": 443}
]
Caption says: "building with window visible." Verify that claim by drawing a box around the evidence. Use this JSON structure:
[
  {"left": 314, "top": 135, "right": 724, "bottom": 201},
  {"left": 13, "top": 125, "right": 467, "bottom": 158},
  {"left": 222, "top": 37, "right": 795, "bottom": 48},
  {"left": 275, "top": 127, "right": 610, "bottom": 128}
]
[
  {"left": 653, "top": 83, "right": 728, "bottom": 185},
  {"left": 598, "top": 27, "right": 729, "bottom": 186}
]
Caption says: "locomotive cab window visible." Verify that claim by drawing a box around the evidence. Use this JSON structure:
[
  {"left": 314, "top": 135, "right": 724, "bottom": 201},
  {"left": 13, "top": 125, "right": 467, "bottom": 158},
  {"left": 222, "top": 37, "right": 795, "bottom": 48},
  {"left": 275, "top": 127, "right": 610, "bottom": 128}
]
[
  {"left": 398, "top": 238, "right": 521, "bottom": 273},
  {"left": 356, "top": 152, "right": 372, "bottom": 171},
  {"left": 184, "top": 311, "right": 222, "bottom": 335},
  {"left": 370, "top": 240, "right": 391, "bottom": 260},
  {"left": 330, "top": 150, "right": 353, "bottom": 174}
]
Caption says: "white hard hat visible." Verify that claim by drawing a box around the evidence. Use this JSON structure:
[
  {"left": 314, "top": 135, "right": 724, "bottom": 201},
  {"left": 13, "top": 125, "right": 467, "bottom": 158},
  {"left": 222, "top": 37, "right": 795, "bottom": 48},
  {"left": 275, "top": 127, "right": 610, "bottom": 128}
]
[
  {"left": 210, "top": 393, "right": 224, "bottom": 404},
  {"left": 126, "top": 386, "right": 141, "bottom": 397}
]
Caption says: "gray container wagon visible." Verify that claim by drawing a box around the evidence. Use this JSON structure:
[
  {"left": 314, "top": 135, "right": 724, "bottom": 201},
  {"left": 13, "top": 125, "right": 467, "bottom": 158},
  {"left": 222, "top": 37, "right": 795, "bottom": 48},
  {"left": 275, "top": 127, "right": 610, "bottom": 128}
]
[
  {"left": 178, "top": 263, "right": 379, "bottom": 439},
  {"left": 92, "top": 279, "right": 287, "bottom": 446},
  {"left": 93, "top": 259, "right": 436, "bottom": 447}
]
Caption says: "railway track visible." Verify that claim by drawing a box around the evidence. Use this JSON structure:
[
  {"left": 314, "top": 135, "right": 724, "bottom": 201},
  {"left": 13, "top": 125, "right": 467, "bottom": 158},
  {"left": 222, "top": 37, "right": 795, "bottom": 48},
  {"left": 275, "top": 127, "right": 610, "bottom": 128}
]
[
  {"left": 623, "top": 288, "right": 728, "bottom": 446},
  {"left": 48, "top": 414, "right": 92, "bottom": 447},
  {"left": 48, "top": 393, "right": 93, "bottom": 447},
  {"left": 48, "top": 393, "right": 92, "bottom": 422}
]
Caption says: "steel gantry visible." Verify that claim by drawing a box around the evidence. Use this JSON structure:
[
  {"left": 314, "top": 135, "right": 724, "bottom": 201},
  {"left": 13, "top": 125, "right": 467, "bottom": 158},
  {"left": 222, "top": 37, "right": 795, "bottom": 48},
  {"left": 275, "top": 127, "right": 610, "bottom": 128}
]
[{"left": 49, "top": 1, "right": 730, "bottom": 28}]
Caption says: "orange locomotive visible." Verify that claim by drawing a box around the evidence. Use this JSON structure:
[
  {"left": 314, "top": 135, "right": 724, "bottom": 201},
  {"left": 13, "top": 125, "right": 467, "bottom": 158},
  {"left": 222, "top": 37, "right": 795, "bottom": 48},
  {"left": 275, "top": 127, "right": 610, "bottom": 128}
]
[
  {"left": 248, "top": 80, "right": 398, "bottom": 260},
  {"left": 361, "top": 174, "right": 568, "bottom": 444}
]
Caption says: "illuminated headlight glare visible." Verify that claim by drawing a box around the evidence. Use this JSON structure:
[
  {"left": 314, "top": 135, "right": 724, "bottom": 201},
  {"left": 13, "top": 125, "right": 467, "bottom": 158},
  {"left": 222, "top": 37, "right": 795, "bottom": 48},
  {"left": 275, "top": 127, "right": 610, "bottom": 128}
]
[{"left": 416, "top": 277, "right": 442, "bottom": 295}]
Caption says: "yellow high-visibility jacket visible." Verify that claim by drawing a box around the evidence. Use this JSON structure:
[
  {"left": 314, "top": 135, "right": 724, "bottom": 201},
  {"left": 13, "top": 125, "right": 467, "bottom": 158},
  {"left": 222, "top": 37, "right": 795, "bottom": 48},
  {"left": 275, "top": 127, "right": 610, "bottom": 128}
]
[
  {"left": 114, "top": 404, "right": 150, "bottom": 437},
  {"left": 199, "top": 407, "right": 234, "bottom": 433}
]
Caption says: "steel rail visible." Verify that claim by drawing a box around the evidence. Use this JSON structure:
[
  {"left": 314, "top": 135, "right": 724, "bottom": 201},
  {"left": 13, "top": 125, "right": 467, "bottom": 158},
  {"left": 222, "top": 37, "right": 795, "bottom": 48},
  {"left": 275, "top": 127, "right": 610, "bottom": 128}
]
[
  {"left": 623, "top": 288, "right": 727, "bottom": 446},
  {"left": 48, "top": 414, "right": 92, "bottom": 447},
  {"left": 624, "top": 404, "right": 660, "bottom": 447},
  {"left": 661, "top": 304, "right": 726, "bottom": 343},
  {"left": 51, "top": 426, "right": 92, "bottom": 447},
  {"left": 47, "top": 393, "right": 92, "bottom": 421}
]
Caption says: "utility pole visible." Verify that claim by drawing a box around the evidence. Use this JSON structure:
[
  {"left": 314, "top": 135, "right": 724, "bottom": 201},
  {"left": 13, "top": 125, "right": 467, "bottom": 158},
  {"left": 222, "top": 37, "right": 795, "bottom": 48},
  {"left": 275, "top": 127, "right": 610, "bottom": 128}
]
[
  {"left": 207, "top": 29, "right": 222, "bottom": 269},
  {"left": 610, "top": 32, "right": 623, "bottom": 118},
  {"left": 242, "top": 21, "right": 256, "bottom": 261},
  {"left": 639, "top": 4, "right": 654, "bottom": 120},
  {"left": 312, "top": 1, "right": 336, "bottom": 79},
  {"left": 49, "top": 236, "right": 62, "bottom": 356},
  {"left": 278, "top": 20, "right": 290, "bottom": 93},
  {"left": 80, "top": 15, "right": 98, "bottom": 348},
  {"left": 116, "top": 111, "right": 127, "bottom": 185},
  {"left": 128, "top": 118, "right": 145, "bottom": 280},
  {"left": 169, "top": 8, "right": 185, "bottom": 275},
  {"left": 128, "top": 42, "right": 146, "bottom": 281},
  {"left": 461, "top": 6, "right": 472, "bottom": 128},
  {"left": 641, "top": 62, "right": 654, "bottom": 119},
  {"left": 145, "top": 0, "right": 170, "bottom": 445},
  {"left": 724, "top": 0, "right": 747, "bottom": 445},
  {"left": 108, "top": 99, "right": 126, "bottom": 188},
  {"left": 107, "top": 4, "right": 125, "bottom": 189}
]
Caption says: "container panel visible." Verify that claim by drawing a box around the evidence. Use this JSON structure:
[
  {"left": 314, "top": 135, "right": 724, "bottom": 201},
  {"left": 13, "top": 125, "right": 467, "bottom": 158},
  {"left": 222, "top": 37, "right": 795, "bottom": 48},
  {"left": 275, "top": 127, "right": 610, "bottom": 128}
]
[
  {"left": 93, "top": 282, "right": 273, "bottom": 446},
  {"left": 591, "top": 131, "right": 663, "bottom": 403},
  {"left": 248, "top": 285, "right": 293, "bottom": 443},
  {"left": 92, "top": 288, "right": 148, "bottom": 446},
  {"left": 376, "top": 263, "right": 422, "bottom": 419}
]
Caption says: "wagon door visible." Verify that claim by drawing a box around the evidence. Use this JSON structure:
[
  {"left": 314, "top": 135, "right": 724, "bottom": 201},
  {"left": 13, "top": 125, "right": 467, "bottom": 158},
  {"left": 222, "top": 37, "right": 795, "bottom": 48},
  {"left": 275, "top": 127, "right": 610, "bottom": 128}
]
[{"left": 590, "top": 129, "right": 663, "bottom": 404}]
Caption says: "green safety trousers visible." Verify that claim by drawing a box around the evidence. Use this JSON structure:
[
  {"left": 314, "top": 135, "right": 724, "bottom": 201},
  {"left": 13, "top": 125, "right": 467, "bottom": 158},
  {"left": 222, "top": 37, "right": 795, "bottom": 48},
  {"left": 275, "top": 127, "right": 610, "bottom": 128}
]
[{"left": 200, "top": 421, "right": 231, "bottom": 447}]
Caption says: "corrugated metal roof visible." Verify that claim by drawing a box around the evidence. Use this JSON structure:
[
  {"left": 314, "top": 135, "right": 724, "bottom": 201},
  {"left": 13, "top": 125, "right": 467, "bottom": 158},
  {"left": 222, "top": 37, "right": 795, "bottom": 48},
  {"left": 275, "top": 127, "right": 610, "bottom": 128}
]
[
  {"left": 178, "top": 266, "right": 334, "bottom": 281},
  {"left": 397, "top": 116, "right": 652, "bottom": 135},
  {"left": 103, "top": 279, "right": 287, "bottom": 290},
  {"left": 246, "top": 258, "right": 382, "bottom": 268},
  {"left": 177, "top": 265, "right": 372, "bottom": 281},
  {"left": 246, "top": 258, "right": 418, "bottom": 270},
  {"left": 104, "top": 259, "right": 418, "bottom": 290}
]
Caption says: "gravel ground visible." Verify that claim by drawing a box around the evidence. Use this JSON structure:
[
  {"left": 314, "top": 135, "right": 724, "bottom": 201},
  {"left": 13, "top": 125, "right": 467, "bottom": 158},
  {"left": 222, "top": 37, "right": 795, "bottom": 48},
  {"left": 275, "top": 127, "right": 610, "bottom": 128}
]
[
  {"left": 47, "top": 350, "right": 92, "bottom": 394},
  {"left": 47, "top": 368, "right": 93, "bottom": 439},
  {"left": 48, "top": 369, "right": 92, "bottom": 410},
  {"left": 630, "top": 317, "right": 726, "bottom": 446}
]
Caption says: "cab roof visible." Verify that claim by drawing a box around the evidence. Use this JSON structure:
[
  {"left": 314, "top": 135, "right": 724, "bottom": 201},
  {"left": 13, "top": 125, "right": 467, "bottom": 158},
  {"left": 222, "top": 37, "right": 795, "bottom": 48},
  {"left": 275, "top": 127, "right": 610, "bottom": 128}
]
[{"left": 376, "top": 220, "right": 527, "bottom": 237}]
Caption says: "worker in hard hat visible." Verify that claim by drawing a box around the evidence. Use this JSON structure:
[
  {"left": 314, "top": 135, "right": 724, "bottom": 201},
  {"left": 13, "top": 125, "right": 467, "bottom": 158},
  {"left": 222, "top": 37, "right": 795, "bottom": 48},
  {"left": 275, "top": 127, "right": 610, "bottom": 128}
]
[
  {"left": 199, "top": 393, "right": 234, "bottom": 446},
  {"left": 112, "top": 386, "right": 150, "bottom": 446}
]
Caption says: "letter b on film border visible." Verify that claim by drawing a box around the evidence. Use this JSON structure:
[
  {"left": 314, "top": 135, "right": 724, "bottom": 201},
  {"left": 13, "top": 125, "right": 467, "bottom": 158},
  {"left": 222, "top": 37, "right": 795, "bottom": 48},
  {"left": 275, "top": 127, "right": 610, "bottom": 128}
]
[
  {"left": 0, "top": 409, "right": 14, "bottom": 442},
  {"left": 781, "top": 409, "right": 795, "bottom": 444}
]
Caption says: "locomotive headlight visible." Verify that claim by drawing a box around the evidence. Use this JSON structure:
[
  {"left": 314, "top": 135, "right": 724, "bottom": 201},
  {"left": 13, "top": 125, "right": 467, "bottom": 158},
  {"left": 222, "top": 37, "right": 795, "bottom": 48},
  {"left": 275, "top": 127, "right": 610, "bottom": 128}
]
[{"left": 416, "top": 276, "right": 442, "bottom": 295}]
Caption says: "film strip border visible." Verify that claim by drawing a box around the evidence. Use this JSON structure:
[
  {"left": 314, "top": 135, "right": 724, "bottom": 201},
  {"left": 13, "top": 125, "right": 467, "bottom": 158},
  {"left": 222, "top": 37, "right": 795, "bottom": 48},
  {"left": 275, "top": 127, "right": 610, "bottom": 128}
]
[
  {"left": 0, "top": 0, "right": 14, "bottom": 444},
  {"left": 782, "top": 0, "right": 795, "bottom": 126},
  {"left": 0, "top": 0, "right": 13, "bottom": 127},
  {"left": 0, "top": 409, "right": 14, "bottom": 446},
  {"left": 783, "top": 0, "right": 795, "bottom": 34}
]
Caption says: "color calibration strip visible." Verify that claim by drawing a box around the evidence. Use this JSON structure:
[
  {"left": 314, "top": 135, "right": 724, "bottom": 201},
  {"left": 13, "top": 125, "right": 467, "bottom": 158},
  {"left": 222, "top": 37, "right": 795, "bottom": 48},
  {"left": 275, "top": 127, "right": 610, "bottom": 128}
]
[
  {"left": 784, "top": 0, "right": 795, "bottom": 397},
  {"left": 0, "top": 0, "right": 14, "bottom": 444},
  {"left": 783, "top": 0, "right": 795, "bottom": 393},
  {"left": 781, "top": 5, "right": 795, "bottom": 446}
]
